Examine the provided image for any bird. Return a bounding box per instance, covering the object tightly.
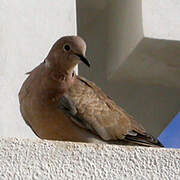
[19,35,163,147]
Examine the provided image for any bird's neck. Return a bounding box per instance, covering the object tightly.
[36,64,76,105]
[44,62,76,92]
[45,58,76,78]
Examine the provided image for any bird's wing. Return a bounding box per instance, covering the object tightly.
[60,75,163,147]
[59,94,98,134]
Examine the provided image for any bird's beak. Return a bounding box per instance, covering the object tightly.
[75,53,90,67]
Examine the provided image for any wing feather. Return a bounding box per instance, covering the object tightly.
[60,75,163,147]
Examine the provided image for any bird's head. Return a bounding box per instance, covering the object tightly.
[45,36,90,72]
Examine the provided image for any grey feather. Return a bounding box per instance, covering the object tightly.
[59,95,98,134]
[59,95,77,116]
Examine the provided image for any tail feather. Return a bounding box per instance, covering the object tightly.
[124,132,164,147]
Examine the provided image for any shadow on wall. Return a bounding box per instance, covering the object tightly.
[76,0,180,140]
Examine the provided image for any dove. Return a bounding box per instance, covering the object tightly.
[19,36,163,147]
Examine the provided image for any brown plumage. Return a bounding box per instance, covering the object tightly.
[19,36,163,147]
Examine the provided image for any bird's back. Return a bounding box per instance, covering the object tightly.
[64,75,163,147]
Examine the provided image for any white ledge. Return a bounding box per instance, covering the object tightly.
[0,138,179,179]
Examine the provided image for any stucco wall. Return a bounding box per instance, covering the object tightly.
[0,138,179,179]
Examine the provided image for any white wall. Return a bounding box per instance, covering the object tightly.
[143,0,180,40]
[0,138,179,179]
[0,0,76,137]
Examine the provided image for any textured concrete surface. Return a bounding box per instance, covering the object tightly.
[0,138,179,180]
[0,0,76,138]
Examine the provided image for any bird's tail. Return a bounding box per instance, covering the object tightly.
[124,132,164,147]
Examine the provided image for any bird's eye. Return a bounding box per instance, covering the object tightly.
[63,44,71,52]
